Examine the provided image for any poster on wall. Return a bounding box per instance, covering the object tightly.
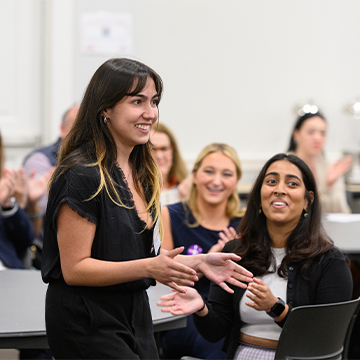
[81,12,133,54]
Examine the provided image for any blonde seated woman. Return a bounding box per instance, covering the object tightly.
[160,143,246,360]
[151,123,189,206]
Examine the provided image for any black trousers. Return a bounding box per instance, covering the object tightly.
[45,281,159,359]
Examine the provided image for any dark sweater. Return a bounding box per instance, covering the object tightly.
[0,207,34,268]
[193,240,353,359]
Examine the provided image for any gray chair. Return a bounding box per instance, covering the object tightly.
[180,298,360,360]
[275,298,360,360]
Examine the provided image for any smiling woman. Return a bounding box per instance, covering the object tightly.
[160,143,245,360]
[40,59,253,360]
[260,160,312,245]
[158,153,353,360]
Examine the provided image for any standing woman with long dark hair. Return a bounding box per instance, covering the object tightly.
[41,58,253,360]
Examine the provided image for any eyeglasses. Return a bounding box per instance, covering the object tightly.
[152,146,172,153]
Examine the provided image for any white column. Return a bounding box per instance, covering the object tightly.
[43,0,75,143]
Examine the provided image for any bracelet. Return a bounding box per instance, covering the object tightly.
[198,298,206,312]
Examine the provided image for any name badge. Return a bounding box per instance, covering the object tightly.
[153,219,161,255]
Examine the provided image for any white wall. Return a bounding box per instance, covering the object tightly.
[2,0,360,182]
[0,0,43,167]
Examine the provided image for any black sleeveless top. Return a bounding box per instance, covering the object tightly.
[41,163,157,292]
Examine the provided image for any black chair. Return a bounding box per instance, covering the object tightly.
[180,298,360,360]
[275,298,360,360]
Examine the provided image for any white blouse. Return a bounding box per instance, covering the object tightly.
[239,247,287,340]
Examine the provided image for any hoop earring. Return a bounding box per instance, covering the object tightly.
[103,116,108,124]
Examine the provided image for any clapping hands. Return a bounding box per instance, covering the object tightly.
[0,168,16,207]
[209,226,238,253]
[326,155,352,188]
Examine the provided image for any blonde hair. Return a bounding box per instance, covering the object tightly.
[187,143,245,226]
[152,123,188,182]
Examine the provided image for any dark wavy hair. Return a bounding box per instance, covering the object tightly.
[234,153,333,279]
[288,112,326,152]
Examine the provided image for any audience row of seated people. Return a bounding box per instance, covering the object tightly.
[0,102,357,360]
[157,152,353,360]
[149,112,356,359]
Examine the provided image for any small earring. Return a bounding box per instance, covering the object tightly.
[259,208,262,214]
[103,116,108,124]
[303,211,308,218]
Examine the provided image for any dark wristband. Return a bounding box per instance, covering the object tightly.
[198,298,206,312]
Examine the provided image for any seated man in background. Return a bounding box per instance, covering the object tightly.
[23,104,79,267]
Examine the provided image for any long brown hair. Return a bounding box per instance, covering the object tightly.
[234,153,333,278]
[53,58,164,236]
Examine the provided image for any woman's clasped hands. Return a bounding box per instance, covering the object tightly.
[245,277,279,312]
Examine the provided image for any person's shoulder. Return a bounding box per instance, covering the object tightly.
[69,163,100,176]
[64,164,101,184]
[323,246,346,260]
[24,139,59,160]
[167,201,186,213]
[23,151,51,170]
[52,164,100,188]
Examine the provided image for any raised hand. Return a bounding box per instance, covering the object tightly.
[177,174,193,200]
[13,167,28,208]
[157,286,204,315]
[151,247,199,292]
[209,226,238,253]
[27,167,55,204]
[326,155,352,188]
[198,252,253,293]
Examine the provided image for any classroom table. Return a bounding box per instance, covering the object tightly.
[0,270,186,349]
[322,213,360,258]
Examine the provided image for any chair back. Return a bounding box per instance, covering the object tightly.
[274,298,360,360]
